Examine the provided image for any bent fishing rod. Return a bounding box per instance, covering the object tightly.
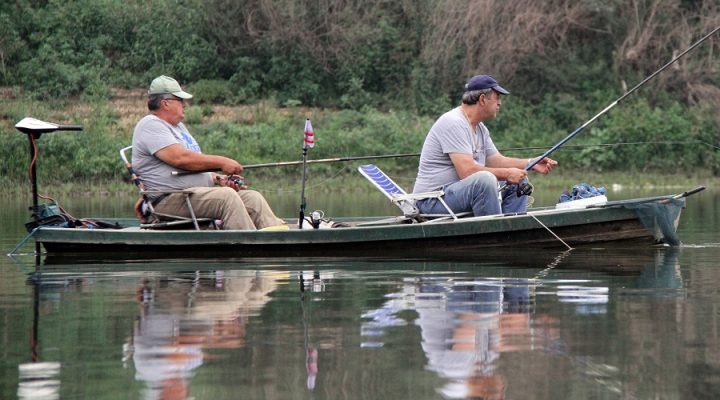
[525,25,720,172]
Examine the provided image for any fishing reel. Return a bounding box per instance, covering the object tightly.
[516,182,534,197]
[227,175,244,186]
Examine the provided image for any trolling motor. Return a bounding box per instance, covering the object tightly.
[15,118,83,238]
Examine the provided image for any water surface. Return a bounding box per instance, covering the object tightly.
[1,188,719,399]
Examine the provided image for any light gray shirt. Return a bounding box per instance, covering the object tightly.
[131,115,212,194]
[413,107,498,193]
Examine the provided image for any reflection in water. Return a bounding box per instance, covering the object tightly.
[361,249,683,399]
[17,362,61,400]
[300,270,328,391]
[126,270,282,400]
[11,247,690,399]
[636,249,683,290]
[362,277,557,399]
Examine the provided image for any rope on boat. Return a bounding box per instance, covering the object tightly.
[7,227,40,256]
[529,214,573,251]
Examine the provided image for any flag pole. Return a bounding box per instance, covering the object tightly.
[298,119,314,229]
[299,147,308,229]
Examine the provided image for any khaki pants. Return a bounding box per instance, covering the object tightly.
[154,187,285,230]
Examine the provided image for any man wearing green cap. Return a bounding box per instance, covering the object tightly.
[131,75,285,230]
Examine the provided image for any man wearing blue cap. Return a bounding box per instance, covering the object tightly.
[412,75,557,217]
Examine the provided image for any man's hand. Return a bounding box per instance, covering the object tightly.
[505,168,528,184]
[220,159,243,175]
[530,157,557,174]
[214,174,247,191]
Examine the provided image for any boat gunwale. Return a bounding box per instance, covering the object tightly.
[32,201,669,244]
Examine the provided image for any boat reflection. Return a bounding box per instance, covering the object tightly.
[16,247,682,399]
[360,248,682,399]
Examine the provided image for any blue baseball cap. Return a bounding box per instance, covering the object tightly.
[464,75,510,95]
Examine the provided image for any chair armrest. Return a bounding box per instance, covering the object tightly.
[140,189,195,195]
[390,191,444,202]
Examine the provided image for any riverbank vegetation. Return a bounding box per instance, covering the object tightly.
[1,0,718,194]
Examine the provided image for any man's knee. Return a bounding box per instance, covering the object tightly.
[467,171,498,190]
[210,187,247,209]
[237,190,269,210]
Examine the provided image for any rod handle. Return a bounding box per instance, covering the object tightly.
[673,186,706,199]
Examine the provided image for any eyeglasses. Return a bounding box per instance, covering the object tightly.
[163,98,184,103]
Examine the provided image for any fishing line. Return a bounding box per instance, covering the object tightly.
[525,25,720,171]
[501,140,720,153]
[252,164,356,193]
[529,214,573,251]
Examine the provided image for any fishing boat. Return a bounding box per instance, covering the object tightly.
[16,191,694,260]
[10,118,702,261]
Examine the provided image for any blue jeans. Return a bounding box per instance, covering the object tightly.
[416,171,528,217]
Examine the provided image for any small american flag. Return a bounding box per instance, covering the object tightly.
[304,118,315,149]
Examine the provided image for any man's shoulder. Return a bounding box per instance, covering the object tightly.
[134,115,177,141]
[438,107,464,122]
[135,114,164,129]
[431,108,464,129]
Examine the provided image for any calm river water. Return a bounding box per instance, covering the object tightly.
[1,187,719,399]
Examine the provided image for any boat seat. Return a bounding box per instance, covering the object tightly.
[121,146,218,230]
[357,164,469,223]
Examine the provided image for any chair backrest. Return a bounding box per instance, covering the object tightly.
[358,164,418,217]
[119,145,216,230]
[120,145,155,221]
[120,145,147,192]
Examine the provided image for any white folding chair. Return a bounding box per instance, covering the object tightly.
[120,146,218,230]
[357,164,467,222]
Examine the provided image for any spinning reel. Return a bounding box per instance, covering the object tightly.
[227,175,244,186]
[516,182,534,197]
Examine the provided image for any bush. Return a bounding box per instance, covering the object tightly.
[187,80,234,104]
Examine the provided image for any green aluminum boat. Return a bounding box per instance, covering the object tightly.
[18,193,693,260]
[10,117,701,261]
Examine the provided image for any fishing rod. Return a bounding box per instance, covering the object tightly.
[243,153,420,170]
[170,153,419,175]
[525,25,720,172]
[170,139,715,176]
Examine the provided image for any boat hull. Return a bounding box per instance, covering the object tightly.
[32,196,686,260]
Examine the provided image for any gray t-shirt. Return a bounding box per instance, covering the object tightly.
[131,115,212,194]
[413,107,498,193]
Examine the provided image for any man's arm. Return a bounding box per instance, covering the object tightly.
[449,153,527,184]
[486,153,530,169]
[487,153,557,175]
[155,143,243,175]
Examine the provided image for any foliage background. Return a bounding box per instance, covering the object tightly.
[0,0,719,190]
